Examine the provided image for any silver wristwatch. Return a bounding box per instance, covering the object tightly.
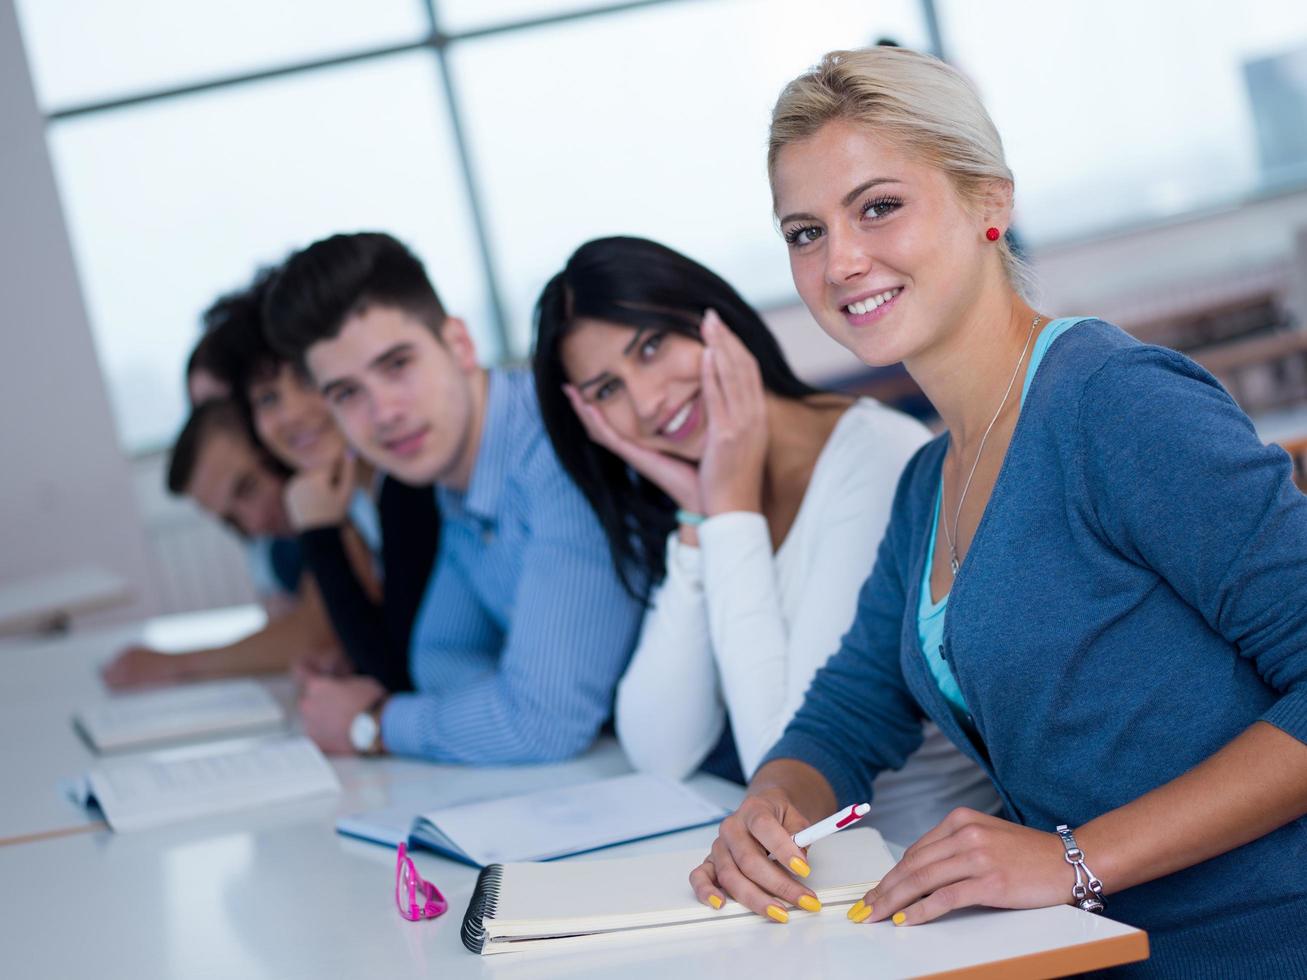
[349,705,384,755]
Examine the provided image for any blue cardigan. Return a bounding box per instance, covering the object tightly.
[765,320,1307,977]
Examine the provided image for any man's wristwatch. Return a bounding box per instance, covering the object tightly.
[349,702,386,755]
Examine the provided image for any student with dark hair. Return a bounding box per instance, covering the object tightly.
[263,231,643,762]
[102,399,340,688]
[534,236,996,842]
[220,268,440,694]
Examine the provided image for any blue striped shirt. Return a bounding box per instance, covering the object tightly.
[380,368,644,764]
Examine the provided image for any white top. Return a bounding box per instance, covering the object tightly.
[616,399,1001,845]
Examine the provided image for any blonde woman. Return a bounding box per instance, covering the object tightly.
[692,48,1307,976]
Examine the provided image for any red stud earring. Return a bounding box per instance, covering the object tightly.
[985,227,1002,242]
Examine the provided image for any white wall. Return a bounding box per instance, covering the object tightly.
[0,0,157,622]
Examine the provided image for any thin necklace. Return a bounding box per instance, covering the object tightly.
[942,313,1041,576]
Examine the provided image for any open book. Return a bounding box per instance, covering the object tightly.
[74,679,284,752]
[462,826,895,955]
[67,734,340,832]
[337,772,729,866]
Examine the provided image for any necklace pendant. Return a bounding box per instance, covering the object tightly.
[949,553,960,576]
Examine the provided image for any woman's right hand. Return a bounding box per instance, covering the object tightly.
[689,787,821,922]
[563,383,703,513]
[101,644,185,689]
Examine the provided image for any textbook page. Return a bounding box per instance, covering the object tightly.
[80,735,339,832]
[74,679,284,752]
[414,772,729,865]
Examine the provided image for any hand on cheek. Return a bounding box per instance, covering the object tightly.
[285,452,357,531]
[563,383,703,513]
[697,310,769,516]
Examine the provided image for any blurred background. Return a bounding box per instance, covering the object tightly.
[4,0,1307,626]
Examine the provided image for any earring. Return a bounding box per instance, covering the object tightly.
[985,227,1002,242]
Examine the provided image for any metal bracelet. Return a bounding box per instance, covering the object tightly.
[1055,824,1106,914]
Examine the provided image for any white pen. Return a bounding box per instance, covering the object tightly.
[792,802,871,849]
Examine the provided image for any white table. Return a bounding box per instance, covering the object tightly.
[0,616,1147,979]
[0,565,132,636]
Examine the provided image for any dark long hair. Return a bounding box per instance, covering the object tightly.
[533,236,820,600]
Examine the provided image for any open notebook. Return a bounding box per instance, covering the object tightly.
[461,826,895,955]
[66,734,340,832]
[73,679,284,752]
[337,772,729,866]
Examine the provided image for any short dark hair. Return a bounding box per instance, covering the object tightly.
[263,232,447,368]
[533,236,821,599]
[204,266,283,399]
[166,398,288,497]
[185,324,240,402]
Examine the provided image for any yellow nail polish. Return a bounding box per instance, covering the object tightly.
[788,856,811,878]
[765,905,789,924]
[708,895,723,910]
[798,895,822,913]
[847,900,866,920]
[892,912,907,926]
[849,903,873,923]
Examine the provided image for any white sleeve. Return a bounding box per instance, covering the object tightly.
[702,404,931,778]
[614,533,726,780]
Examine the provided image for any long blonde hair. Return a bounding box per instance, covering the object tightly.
[768,47,1033,297]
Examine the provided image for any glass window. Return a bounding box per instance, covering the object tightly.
[13,0,428,111]
[436,0,643,35]
[48,52,490,453]
[449,0,927,353]
[937,0,1307,244]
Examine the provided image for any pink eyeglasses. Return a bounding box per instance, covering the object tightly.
[395,842,448,922]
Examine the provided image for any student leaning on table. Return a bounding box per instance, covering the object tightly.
[690,47,1307,977]
[263,231,645,764]
[533,235,999,845]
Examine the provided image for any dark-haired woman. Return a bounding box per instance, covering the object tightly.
[534,236,999,844]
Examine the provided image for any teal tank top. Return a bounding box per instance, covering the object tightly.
[917,317,1092,727]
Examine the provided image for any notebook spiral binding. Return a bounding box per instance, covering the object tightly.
[461,863,504,953]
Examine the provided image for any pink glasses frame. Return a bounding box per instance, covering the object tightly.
[395,842,448,922]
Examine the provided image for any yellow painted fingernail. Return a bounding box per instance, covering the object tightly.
[798,895,822,913]
[788,856,811,878]
[847,900,865,920]
[892,912,907,926]
[849,903,873,923]
[765,905,789,924]
[708,895,723,910]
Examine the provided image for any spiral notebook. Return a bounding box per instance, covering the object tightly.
[460,826,896,955]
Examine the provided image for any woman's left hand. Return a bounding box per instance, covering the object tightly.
[697,309,769,516]
[859,808,1073,926]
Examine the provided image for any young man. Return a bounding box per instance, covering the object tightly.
[101,398,342,688]
[263,232,645,764]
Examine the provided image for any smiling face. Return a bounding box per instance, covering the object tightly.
[772,119,1007,369]
[187,430,290,538]
[246,362,348,472]
[559,319,707,462]
[305,305,482,488]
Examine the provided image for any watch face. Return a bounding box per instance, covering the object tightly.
[350,711,379,753]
